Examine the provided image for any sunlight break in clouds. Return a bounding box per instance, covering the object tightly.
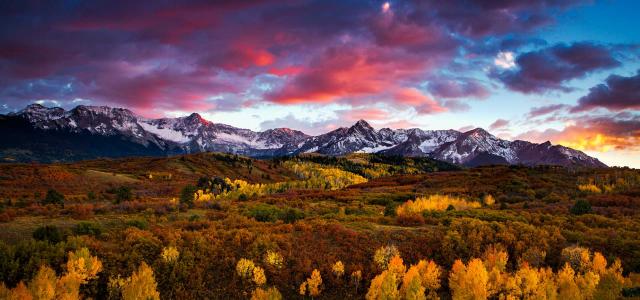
[494,51,516,69]
[382,2,391,13]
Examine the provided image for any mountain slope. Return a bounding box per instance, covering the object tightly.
[0,104,607,168]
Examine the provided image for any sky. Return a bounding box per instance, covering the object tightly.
[0,0,639,167]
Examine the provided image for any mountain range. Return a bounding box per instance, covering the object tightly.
[0,104,607,167]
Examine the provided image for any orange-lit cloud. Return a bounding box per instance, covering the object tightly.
[557,133,630,152]
[518,116,640,152]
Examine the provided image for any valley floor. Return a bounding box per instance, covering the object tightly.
[0,153,639,299]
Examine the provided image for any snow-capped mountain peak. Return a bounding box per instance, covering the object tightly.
[2,104,608,168]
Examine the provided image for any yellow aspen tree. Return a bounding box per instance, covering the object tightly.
[366,270,399,300]
[466,259,489,300]
[515,263,537,299]
[448,260,467,300]
[161,246,179,264]
[415,260,441,299]
[374,245,400,270]
[9,282,32,300]
[501,273,521,300]
[449,258,489,300]
[365,272,384,300]
[591,252,607,275]
[576,271,600,299]
[561,246,591,273]
[0,283,10,299]
[121,262,160,300]
[387,255,406,279]
[482,194,495,206]
[251,287,283,300]
[593,259,625,300]
[28,265,56,300]
[332,261,345,278]
[419,260,441,291]
[557,263,581,300]
[537,267,558,300]
[482,246,508,272]
[66,247,102,283]
[55,274,81,300]
[306,269,322,297]
[264,251,284,269]
[253,267,267,286]
[401,266,426,300]
[236,258,256,280]
[482,246,508,297]
[380,271,400,300]
[299,281,307,296]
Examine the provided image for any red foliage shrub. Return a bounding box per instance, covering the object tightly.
[0,208,16,222]
[396,213,425,226]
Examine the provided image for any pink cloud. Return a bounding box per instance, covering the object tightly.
[489,119,510,130]
[337,108,391,122]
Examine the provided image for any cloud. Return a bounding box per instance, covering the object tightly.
[572,70,640,112]
[427,77,490,99]
[265,44,451,114]
[517,114,640,152]
[424,0,587,38]
[527,104,569,118]
[335,108,391,122]
[458,125,475,132]
[0,0,591,115]
[489,119,510,130]
[494,42,620,93]
[259,114,340,136]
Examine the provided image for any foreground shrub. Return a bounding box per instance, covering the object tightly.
[570,199,592,215]
[73,222,102,237]
[33,225,64,244]
[42,189,64,207]
[245,204,305,223]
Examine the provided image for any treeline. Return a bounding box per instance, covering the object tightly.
[192,161,368,202]
[365,245,629,300]
[578,170,640,194]
[0,241,637,299]
[272,154,459,179]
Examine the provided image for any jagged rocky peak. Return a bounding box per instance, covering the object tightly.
[261,127,308,138]
[15,103,65,120]
[464,127,492,137]
[352,119,374,130]
[185,112,209,125]
[347,119,379,140]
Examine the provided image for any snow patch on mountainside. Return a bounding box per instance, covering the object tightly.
[357,144,394,153]
[138,122,190,143]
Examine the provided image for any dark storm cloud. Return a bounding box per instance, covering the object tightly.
[494,42,621,94]
[572,70,640,112]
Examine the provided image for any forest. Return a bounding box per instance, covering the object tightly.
[0,152,639,299]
